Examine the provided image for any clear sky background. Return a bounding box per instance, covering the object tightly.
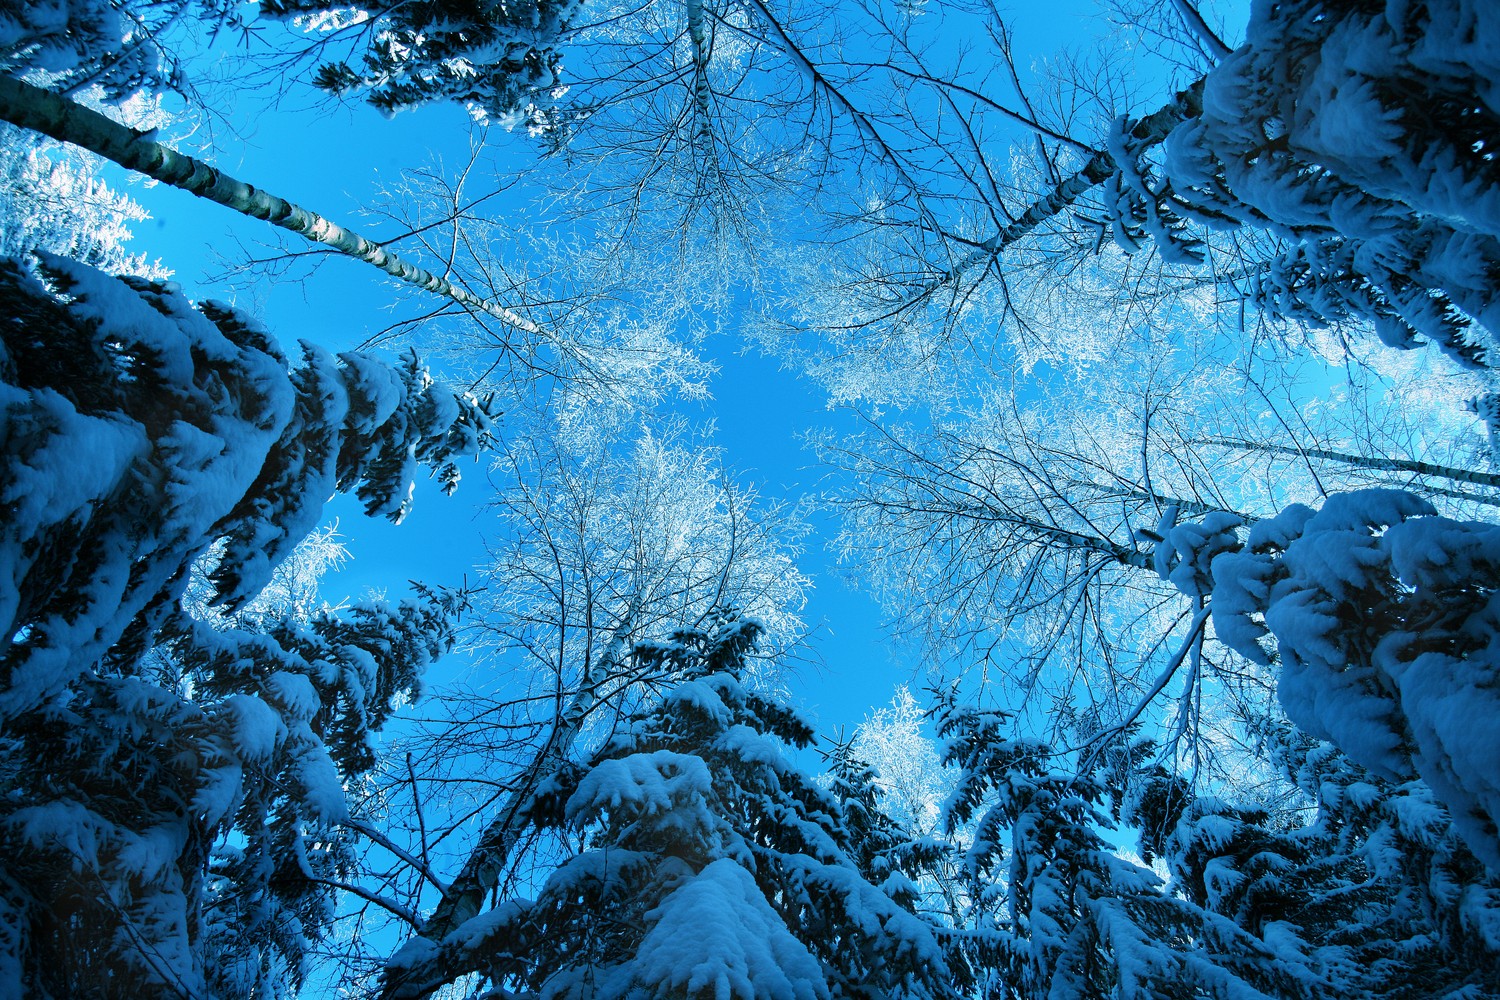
[110,0,1151,736]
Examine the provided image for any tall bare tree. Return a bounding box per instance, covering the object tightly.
[326,424,811,997]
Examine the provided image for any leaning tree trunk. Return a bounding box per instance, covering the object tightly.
[0,75,547,338]
[1196,437,1500,492]
[895,78,1205,311]
[381,614,637,1000]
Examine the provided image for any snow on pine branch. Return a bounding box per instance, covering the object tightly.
[1153,488,1500,871]
[0,251,496,996]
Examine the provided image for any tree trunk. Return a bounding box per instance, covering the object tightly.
[684,0,714,133]
[0,75,546,339]
[382,615,636,1000]
[1194,437,1500,491]
[897,78,1205,311]
[950,502,1156,571]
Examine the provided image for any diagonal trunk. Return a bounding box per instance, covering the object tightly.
[1195,437,1500,493]
[0,75,547,339]
[381,614,636,999]
[947,501,1156,571]
[893,79,1205,314]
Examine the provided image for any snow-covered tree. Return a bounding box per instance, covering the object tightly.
[1161,718,1500,999]
[359,422,811,986]
[0,252,497,995]
[823,735,931,917]
[831,339,1500,872]
[0,0,201,97]
[384,615,955,999]
[0,585,463,999]
[264,0,581,125]
[1155,489,1500,871]
[0,252,497,683]
[764,0,1499,426]
[935,692,1315,1000]
[1,0,577,125]
[840,689,977,937]
[0,123,168,279]
[850,687,950,840]
[818,365,1260,770]
[1121,0,1500,368]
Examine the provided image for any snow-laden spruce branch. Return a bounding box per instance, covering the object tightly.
[0,74,550,340]
[1149,489,1500,871]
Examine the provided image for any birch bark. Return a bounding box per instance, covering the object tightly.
[1195,437,1500,491]
[894,79,1205,312]
[0,75,547,339]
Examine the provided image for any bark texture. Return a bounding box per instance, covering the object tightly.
[0,75,544,337]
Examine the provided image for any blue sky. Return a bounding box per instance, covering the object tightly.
[110,0,1149,735]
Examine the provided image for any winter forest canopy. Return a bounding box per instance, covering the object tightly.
[2,0,1500,996]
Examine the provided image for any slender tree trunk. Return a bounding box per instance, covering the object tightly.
[684,0,714,132]
[896,79,1205,312]
[1069,482,1250,524]
[1195,436,1500,491]
[950,502,1156,571]
[382,615,636,1000]
[0,75,546,338]
[1171,0,1233,60]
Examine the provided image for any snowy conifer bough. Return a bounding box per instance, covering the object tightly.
[1153,488,1500,872]
[264,0,582,126]
[0,253,498,996]
[0,0,577,125]
[383,615,955,1000]
[929,690,1500,999]
[1160,720,1500,999]
[1106,0,1500,369]
[935,693,1317,1000]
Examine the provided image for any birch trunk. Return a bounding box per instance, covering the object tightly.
[382,616,636,999]
[1195,437,1500,491]
[684,0,714,135]
[952,502,1155,571]
[0,75,545,338]
[898,79,1205,311]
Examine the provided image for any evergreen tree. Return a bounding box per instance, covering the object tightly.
[1162,718,1500,999]
[1,0,578,125]
[1106,0,1500,367]
[0,0,190,97]
[1155,489,1500,870]
[935,691,1312,1000]
[0,252,497,995]
[263,0,581,125]
[0,122,169,280]
[823,737,928,917]
[383,614,956,1000]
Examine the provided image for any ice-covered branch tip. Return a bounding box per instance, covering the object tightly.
[0,75,553,341]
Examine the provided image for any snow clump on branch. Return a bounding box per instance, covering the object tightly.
[1153,488,1500,871]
